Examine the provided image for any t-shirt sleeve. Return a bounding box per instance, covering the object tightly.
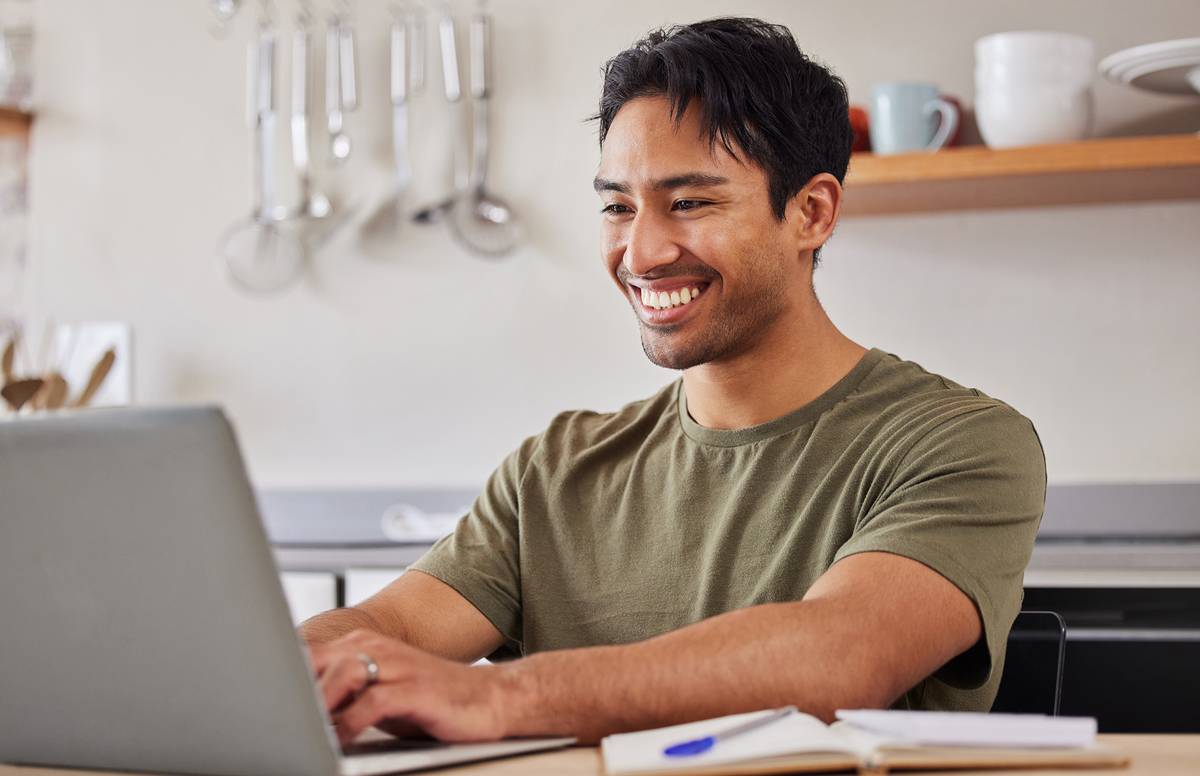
[832,403,1046,692]
[408,435,538,649]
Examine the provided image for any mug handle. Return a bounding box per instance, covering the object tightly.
[924,98,959,151]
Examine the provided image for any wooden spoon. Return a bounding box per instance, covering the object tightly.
[1,338,14,383]
[43,373,69,410]
[2,378,44,411]
[74,348,116,408]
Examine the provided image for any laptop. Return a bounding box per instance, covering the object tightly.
[0,406,573,776]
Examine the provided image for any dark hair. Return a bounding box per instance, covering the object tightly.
[596,17,853,261]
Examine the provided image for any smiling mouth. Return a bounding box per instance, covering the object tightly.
[638,285,706,310]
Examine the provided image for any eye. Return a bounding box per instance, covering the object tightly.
[601,202,632,215]
[673,199,708,212]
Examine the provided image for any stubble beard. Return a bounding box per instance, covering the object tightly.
[635,251,791,371]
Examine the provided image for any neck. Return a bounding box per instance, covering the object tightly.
[681,293,867,430]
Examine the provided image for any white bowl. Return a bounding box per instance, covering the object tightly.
[976,31,1095,68]
[976,62,1094,90]
[976,85,1093,148]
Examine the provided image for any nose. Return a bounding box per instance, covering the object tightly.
[621,211,682,277]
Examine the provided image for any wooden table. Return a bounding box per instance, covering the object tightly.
[1,735,1196,776]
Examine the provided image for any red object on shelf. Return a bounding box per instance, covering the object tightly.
[943,96,964,147]
[849,105,870,153]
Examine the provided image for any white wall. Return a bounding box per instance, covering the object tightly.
[22,0,1200,488]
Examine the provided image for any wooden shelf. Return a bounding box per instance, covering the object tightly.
[0,106,31,137]
[841,134,1200,216]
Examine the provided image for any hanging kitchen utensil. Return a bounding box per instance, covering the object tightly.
[218,19,306,295]
[450,9,521,257]
[209,0,242,24]
[206,0,243,39]
[409,5,425,95]
[361,7,419,247]
[412,9,465,224]
[339,19,357,111]
[291,13,331,219]
[326,13,357,166]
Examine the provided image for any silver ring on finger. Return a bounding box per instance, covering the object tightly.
[356,653,379,686]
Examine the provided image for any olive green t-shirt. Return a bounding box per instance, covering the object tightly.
[411,349,1046,711]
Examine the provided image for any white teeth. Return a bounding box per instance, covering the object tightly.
[640,285,705,311]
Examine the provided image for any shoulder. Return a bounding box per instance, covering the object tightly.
[847,351,1038,441]
[826,352,1045,489]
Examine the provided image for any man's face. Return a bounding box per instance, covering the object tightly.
[595,96,805,371]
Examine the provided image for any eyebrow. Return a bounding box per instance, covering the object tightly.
[592,172,730,194]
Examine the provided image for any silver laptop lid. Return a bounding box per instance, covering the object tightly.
[0,406,340,776]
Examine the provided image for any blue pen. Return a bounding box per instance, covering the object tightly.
[663,706,798,757]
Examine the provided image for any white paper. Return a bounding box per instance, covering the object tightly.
[601,709,871,775]
[835,709,1097,749]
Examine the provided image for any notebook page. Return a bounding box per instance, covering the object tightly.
[602,709,870,774]
[835,710,1098,748]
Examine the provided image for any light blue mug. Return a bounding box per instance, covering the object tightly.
[868,83,959,155]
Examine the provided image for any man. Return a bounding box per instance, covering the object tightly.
[303,18,1045,746]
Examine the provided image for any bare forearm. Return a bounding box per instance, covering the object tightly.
[496,599,902,743]
[312,554,980,745]
[300,606,385,645]
[496,554,979,744]
[299,571,505,660]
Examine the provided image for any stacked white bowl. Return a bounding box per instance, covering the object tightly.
[975,32,1096,148]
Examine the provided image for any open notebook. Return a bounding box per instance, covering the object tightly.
[601,709,1130,776]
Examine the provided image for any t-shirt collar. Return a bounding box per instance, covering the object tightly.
[677,348,887,448]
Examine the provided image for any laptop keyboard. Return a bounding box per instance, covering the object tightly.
[342,738,455,756]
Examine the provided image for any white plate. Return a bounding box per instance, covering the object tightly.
[1099,37,1200,95]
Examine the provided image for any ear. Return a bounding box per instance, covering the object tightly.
[788,173,842,252]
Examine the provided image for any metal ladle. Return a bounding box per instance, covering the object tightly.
[412,10,466,224]
[449,9,520,256]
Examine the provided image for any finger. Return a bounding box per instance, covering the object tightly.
[309,643,334,676]
[336,685,424,745]
[375,718,432,741]
[310,631,384,676]
[320,653,374,713]
[331,628,379,649]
